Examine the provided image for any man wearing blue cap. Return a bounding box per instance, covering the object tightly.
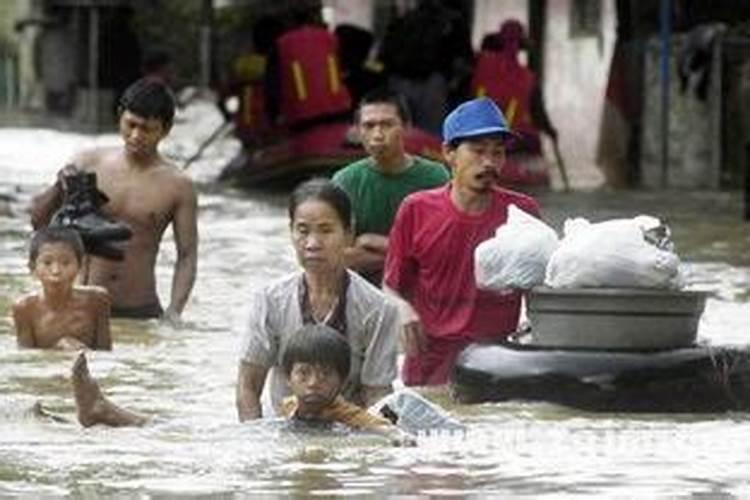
[383,97,541,386]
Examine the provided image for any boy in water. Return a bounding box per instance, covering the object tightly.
[71,324,415,445]
[12,227,112,350]
[278,324,415,445]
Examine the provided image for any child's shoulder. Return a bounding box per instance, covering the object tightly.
[12,293,41,313]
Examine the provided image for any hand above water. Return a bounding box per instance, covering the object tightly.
[56,164,81,190]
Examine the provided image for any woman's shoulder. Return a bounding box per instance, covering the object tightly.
[346,271,398,313]
[261,271,303,296]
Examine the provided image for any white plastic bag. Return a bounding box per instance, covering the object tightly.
[544,215,683,289]
[475,204,559,292]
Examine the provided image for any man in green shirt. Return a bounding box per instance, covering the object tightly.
[333,88,450,284]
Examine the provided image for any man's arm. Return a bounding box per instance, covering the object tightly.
[383,284,425,356]
[30,163,82,229]
[30,181,64,229]
[165,179,198,321]
[344,234,388,273]
[236,361,269,421]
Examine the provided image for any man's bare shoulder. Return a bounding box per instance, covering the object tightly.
[159,161,196,201]
[72,146,121,169]
[154,158,195,191]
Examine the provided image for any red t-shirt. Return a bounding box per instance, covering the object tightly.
[384,184,541,342]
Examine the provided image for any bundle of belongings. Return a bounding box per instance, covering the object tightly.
[49,170,132,261]
[474,204,682,291]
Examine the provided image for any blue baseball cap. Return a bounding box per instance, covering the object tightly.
[442,97,514,144]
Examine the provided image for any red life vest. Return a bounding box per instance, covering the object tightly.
[277,25,351,126]
[471,49,540,153]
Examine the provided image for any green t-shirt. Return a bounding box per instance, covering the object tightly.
[332,155,450,236]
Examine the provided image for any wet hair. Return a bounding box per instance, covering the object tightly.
[118,77,176,128]
[281,324,351,380]
[356,87,411,125]
[288,178,353,232]
[28,227,85,268]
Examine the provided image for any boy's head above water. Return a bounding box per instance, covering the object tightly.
[281,324,351,413]
[29,227,85,271]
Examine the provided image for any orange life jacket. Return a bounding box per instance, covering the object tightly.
[277,25,351,125]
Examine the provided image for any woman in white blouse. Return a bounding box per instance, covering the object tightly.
[236,178,399,421]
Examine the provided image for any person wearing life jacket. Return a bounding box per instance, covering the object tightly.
[274,6,351,128]
[471,19,557,154]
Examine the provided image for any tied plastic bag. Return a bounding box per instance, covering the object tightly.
[474,204,559,292]
[545,215,683,289]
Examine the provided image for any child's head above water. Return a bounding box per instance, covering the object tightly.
[29,227,85,270]
[281,324,351,380]
[281,325,351,409]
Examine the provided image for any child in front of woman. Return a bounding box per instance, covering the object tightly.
[279,324,415,446]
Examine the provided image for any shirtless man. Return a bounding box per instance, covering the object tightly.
[13,227,111,350]
[30,78,198,321]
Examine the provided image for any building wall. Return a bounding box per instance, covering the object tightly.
[472,0,527,50]
[323,0,373,30]
[543,0,616,189]
[10,0,45,110]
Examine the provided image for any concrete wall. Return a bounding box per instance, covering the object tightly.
[472,0,527,50]
[323,0,373,30]
[7,0,44,110]
[640,35,719,189]
[542,0,616,189]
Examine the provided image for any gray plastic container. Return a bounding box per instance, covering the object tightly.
[527,287,708,349]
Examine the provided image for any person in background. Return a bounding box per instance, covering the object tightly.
[29,78,198,322]
[334,24,384,105]
[380,0,472,135]
[236,178,398,421]
[13,227,111,350]
[473,19,558,156]
[383,97,541,386]
[332,88,449,285]
[268,3,351,128]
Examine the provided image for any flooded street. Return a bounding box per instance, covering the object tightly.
[1,102,750,498]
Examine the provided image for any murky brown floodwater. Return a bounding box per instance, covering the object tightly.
[1,101,749,498]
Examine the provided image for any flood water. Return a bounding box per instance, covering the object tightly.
[1,101,750,498]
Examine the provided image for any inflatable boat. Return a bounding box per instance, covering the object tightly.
[451,340,750,413]
[219,120,551,188]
